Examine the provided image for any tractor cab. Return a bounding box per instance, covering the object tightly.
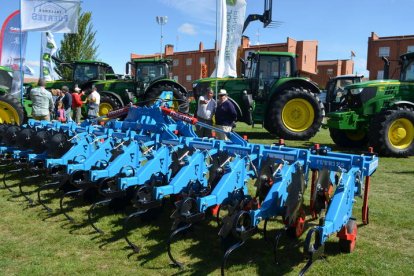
[244,52,296,100]
[127,58,171,95]
[324,75,363,113]
[71,61,114,85]
[0,66,13,94]
[400,52,414,81]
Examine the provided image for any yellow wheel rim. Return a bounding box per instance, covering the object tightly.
[99,103,113,116]
[0,101,20,124]
[388,118,414,149]
[346,130,366,141]
[282,99,315,132]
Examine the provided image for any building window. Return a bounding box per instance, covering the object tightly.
[186,75,192,82]
[327,68,333,75]
[173,59,179,67]
[186,58,192,66]
[173,76,179,82]
[199,57,206,64]
[407,46,414,53]
[379,47,390,57]
[377,70,384,80]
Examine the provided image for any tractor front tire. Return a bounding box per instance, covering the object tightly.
[368,107,414,157]
[99,95,123,117]
[0,94,25,125]
[266,88,323,140]
[329,128,368,148]
[143,84,188,113]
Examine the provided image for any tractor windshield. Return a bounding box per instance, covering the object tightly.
[258,55,292,85]
[401,58,414,81]
[73,64,109,84]
[0,69,13,90]
[135,63,168,84]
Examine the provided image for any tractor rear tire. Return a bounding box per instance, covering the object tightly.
[368,107,414,157]
[266,88,323,140]
[0,94,25,125]
[329,128,368,148]
[143,84,188,113]
[99,95,123,117]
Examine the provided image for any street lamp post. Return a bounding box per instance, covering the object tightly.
[156,16,168,59]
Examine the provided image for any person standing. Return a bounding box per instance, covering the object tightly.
[30,78,54,121]
[214,89,237,140]
[86,85,101,119]
[196,87,216,137]
[71,87,84,124]
[61,86,73,122]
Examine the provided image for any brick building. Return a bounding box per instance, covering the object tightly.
[312,59,354,89]
[131,36,319,91]
[367,32,414,80]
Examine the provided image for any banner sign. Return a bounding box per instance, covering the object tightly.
[21,0,80,33]
[212,0,246,78]
[0,10,28,96]
[41,32,57,81]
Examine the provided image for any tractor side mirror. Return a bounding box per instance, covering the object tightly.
[125,62,133,75]
[240,58,246,77]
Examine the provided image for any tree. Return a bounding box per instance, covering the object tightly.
[55,10,99,79]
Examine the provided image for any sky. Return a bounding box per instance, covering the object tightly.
[1,0,414,78]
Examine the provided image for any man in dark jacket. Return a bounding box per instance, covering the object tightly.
[61,86,73,122]
[215,89,237,140]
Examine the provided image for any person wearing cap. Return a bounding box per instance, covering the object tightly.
[71,86,84,124]
[215,89,237,140]
[196,87,216,137]
[61,86,73,122]
[30,78,54,121]
[85,85,101,119]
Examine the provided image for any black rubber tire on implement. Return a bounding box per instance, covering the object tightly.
[143,84,188,113]
[0,94,25,125]
[368,107,414,157]
[99,95,123,117]
[265,88,323,140]
[329,128,368,148]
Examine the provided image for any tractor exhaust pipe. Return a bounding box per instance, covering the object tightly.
[382,56,390,79]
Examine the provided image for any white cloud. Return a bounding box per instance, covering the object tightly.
[158,0,216,26]
[25,60,40,67]
[178,23,197,35]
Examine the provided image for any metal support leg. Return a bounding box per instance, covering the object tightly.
[88,198,112,234]
[167,223,193,268]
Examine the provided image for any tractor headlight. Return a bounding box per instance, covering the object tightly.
[349,88,363,95]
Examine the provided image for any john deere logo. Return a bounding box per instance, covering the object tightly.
[227,0,237,6]
[32,1,68,23]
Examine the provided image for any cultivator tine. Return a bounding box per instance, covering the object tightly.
[37,181,61,213]
[88,198,112,234]
[18,174,40,205]
[167,222,192,268]
[123,209,147,253]
[221,240,245,276]
[60,189,83,222]
[3,168,23,193]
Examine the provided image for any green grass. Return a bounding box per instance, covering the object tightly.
[0,126,413,275]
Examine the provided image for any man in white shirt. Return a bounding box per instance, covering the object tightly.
[196,87,216,137]
[86,85,101,119]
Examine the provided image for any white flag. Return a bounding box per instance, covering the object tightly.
[212,0,247,78]
[41,32,57,81]
[21,0,80,33]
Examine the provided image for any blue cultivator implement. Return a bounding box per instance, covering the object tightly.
[0,91,378,275]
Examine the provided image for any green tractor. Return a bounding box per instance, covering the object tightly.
[326,52,414,156]
[0,66,25,124]
[23,57,187,119]
[192,51,324,140]
[323,74,364,113]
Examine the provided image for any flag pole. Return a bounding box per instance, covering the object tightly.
[215,0,219,102]
[19,1,24,104]
[40,32,44,79]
